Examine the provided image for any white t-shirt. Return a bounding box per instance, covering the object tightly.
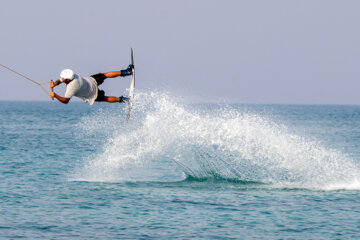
[64,74,98,105]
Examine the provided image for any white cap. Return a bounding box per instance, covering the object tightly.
[60,69,75,82]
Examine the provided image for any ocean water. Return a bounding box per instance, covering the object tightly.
[1,92,360,239]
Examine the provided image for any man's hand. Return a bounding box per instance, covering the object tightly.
[50,80,55,100]
[50,79,61,88]
[51,91,70,104]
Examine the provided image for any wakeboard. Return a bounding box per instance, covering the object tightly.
[126,48,135,122]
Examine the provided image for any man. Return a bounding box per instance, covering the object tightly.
[50,65,133,105]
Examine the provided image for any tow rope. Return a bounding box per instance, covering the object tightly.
[0,63,54,99]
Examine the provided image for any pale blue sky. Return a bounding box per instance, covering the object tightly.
[1,0,359,104]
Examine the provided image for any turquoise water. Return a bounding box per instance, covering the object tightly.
[1,92,360,239]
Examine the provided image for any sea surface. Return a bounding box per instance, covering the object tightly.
[1,92,360,239]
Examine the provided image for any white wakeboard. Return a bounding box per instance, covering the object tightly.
[126,48,135,122]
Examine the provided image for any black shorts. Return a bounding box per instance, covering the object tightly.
[91,73,107,102]
[91,73,106,86]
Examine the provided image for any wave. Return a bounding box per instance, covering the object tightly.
[72,91,360,190]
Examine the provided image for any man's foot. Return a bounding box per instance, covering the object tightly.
[120,96,129,103]
[120,65,134,77]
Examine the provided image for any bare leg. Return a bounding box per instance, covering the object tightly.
[104,71,121,78]
[101,96,126,103]
[96,69,132,103]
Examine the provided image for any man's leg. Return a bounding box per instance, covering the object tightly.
[103,65,133,79]
[96,90,126,103]
[104,71,121,78]
[102,96,128,103]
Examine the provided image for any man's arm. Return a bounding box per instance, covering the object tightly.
[51,91,70,104]
[50,80,70,104]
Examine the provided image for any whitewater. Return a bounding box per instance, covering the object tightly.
[73,91,360,190]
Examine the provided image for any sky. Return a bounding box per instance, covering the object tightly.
[0,0,359,104]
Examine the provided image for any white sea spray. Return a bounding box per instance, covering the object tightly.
[73,91,360,190]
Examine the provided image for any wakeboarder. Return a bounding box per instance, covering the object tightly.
[50,65,133,105]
